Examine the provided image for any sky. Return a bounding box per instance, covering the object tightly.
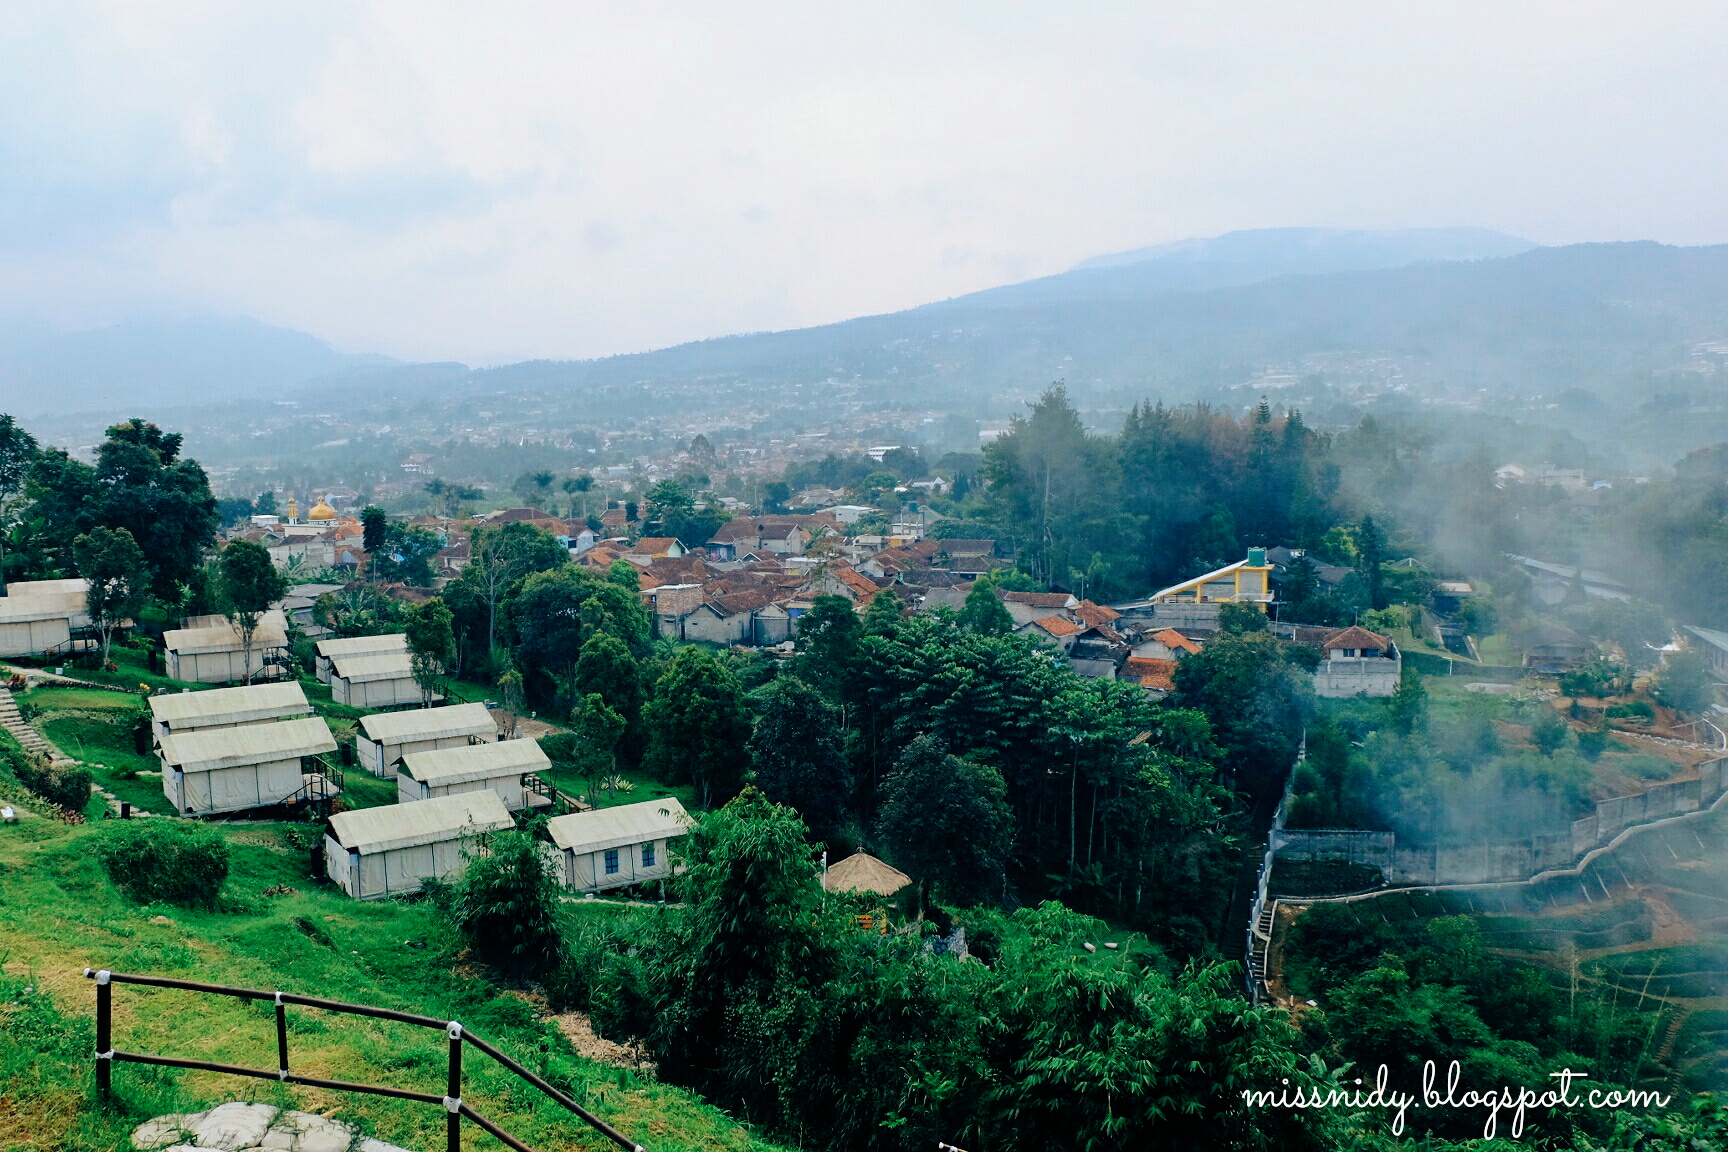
[1,1,1725,365]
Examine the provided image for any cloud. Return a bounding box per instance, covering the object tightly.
[0,1,1723,364]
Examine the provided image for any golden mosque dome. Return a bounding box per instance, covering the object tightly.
[308,499,337,521]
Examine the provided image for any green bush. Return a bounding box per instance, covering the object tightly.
[1606,699,1656,722]
[448,827,563,976]
[96,819,230,908]
[6,745,92,811]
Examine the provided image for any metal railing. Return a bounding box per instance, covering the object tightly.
[82,968,643,1152]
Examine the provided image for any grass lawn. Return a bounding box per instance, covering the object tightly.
[544,762,699,816]
[0,815,788,1152]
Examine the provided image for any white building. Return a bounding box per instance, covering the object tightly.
[356,702,497,778]
[328,651,433,709]
[1311,626,1403,698]
[396,739,553,812]
[323,791,514,900]
[149,682,313,744]
[164,611,290,684]
[544,797,689,893]
[0,580,94,659]
[314,632,408,683]
[158,716,339,815]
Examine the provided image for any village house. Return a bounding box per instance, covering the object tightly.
[1123,657,1178,697]
[1311,625,1403,698]
[545,796,689,893]
[355,701,497,777]
[396,738,553,811]
[1684,626,1728,684]
[1132,627,1203,661]
[158,715,339,816]
[623,537,688,564]
[314,632,408,683]
[1515,619,1596,675]
[148,681,313,744]
[1508,555,1634,605]
[164,611,291,684]
[998,590,1077,629]
[324,791,515,900]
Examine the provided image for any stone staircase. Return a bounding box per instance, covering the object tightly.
[0,685,54,759]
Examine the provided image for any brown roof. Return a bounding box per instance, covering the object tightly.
[935,538,997,556]
[1073,600,1121,627]
[1033,616,1083,637]
[1125,657,1177,691]
[1322,625,1392,651]
[1000,590,1073,608]
[631,537,684,557]
[1150,627,1202,656]
[710,589,773,616]
[822,852,911,896]
[835,566,881,598]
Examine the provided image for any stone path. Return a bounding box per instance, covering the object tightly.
[132,1102,412,1152]
[0,685,54,758]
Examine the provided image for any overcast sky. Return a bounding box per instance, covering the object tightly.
[1,2,1724,365]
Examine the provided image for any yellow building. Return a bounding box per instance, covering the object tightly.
[1148,548,1274,610]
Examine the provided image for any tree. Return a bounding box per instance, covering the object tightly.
[875,734,1012,908]
[373,523,443,585]
[645,478,695,530]
[958,579,1014,636]
[1217,601,1269,634]
[404,598,457,706]
[447,826,563,976]
[569,693,627,796]
[424,479,482,520]
[791,595,861,699]
[504,565,650,709]
[359,505,388,574]
[643,646,753,806]
[217,540,288,684]
[72,527,147,667]
[0,414,38,594]
[1357,514,1388,611]
[574,631,643,727]
[861,587,904,637]
[762,480,791,513]
[1653,648,1713,715]
[460,521,569,658]
[513,469,555,509]
[748,677,852,841]
[1171,629,1315,791]
[1387,664,1428,734]
[563,474,595,521]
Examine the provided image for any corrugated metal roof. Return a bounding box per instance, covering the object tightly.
[360,702,495,744]
[328,791,514,854]
[330,651,415,683]
[150,682,311,727]
[158,716,337,773]
[401,738,550,786]
[546,796,690,854]
[315,632,409,659]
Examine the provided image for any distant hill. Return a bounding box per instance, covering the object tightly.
[0,316,399,416]
[474,239,1728,407]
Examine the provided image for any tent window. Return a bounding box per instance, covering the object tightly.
[641,843,655,868]
[604,849,619,875]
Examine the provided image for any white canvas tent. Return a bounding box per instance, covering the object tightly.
[158,715,338,815]
[545,797,689,892]
[324,791,513,900]
[314,632,409,683]
[329,651,431,709]
[0,582,93,659]
[357,702,496,778]
[163,610,289,684]
[148,681,313,743]
[397,738,552,811]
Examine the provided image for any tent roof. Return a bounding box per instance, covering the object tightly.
[329,651,415,683]
[546,797,690,854]
[327,790,513,854]
[401,738,550,786]
[3,578,89,597]
[822,852,911,896]
[150,682,311,728]
[158,716,336,773]
[360,702,495,744]
[0,590,89,624]
[164,612,288,655]
[315,632,409,659]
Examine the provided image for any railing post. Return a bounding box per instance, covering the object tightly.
[446,1021,463,1152]
[92,968,112,1098]
[275,992,289,1082]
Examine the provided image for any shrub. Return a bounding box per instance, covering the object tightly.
[449,827,563,976]
[1606,699,1655,722]
[96,819,230,908]
[6,745,92,812]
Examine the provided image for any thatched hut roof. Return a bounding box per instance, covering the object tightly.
[822,852,911,896]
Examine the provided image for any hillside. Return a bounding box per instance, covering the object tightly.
[469,241,1728,411]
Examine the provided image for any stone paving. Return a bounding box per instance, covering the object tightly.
[131,1102,413,1152]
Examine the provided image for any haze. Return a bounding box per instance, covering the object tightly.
[2,2,1724,365]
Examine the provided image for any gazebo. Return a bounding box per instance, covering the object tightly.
[821,852,912,896]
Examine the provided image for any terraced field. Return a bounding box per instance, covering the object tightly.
[1274,806,1728,1092]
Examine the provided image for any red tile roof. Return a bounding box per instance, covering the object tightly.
[1033,616,1083,637]
[1000,590,1073,608]
[1151,627,1202,656]
[1073,600,1121,628]
[1322,625,1392,652]
[1125,657,1177,690]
